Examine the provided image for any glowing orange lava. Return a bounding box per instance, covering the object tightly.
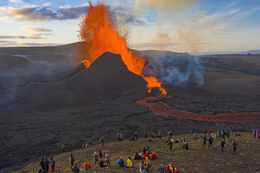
[76,1,166,97]
[76,2,260,123]
[136,99,260,123]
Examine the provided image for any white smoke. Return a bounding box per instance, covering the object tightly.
[140,50,204,86]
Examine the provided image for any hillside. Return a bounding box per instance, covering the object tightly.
[14,132,260,173]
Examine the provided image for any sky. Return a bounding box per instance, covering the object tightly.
[0,0,260,53]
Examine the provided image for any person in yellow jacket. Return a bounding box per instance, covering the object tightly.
[126,157,133,168]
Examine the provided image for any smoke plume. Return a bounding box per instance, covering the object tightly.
[141,51,204,86]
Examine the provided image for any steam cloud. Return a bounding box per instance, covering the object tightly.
[142,51,204,86]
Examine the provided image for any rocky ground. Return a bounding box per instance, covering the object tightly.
[13,132,260,173]
[1,44,260,172]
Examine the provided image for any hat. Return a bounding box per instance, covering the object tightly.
[129,157,131,159]
[120,156,123,159]
[94,152,97,154]
[99,149,101,151]
[106,151,109,153]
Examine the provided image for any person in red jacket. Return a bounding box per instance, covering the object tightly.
[151,152,157,159]
[144,151,149,159]
[208,130,211,136]
[170,164,175,171]
[165,165,173,173]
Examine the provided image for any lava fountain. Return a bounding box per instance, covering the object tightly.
[76,2,260,123]
[76,1,166,97]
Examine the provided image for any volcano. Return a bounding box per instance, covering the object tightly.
[16,52,147,111]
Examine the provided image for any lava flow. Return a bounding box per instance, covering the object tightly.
[76,2,260,123]
[76,1,166,97]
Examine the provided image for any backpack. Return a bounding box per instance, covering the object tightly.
[166,170,171,173]
[146,161,151,168]
[50,160,55,166]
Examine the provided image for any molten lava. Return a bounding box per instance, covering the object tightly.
[76,1,260,123]
[76,1,166,97]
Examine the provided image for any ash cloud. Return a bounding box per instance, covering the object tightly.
[141,51,204,86]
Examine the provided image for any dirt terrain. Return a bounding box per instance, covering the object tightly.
[0,43,260,172]
[14,132,260,173]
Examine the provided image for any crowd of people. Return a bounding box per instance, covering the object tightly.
[37,128,260,173]
[38,158,55,173]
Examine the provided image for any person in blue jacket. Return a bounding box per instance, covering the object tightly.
[117,156,125,167]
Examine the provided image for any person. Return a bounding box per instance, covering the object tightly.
[105,151,110,167]
[218,131,221,140]
[69,154,75,170]
[126,157,133,168]
[84,161,90,170]
[100,137,105,147]
[227,130,230,140]
[208,136,213,149]
[117,133,120,142]
[158,130,162,139]
[98,149,102,158]
[144,151,150,159]
[93,152,98,164]
[140,161,145,173]
[130,135,135,141]
[143,147,146,155]
[175,168,180,173]
[151,152,157,159]
[221,139,225,152]
[222,130,225,139]
[72,163,80,173]
[193,133,198,140]
[40,158,45,172]
[149,133,154,141]
[147,146,150,154]
[168,140,173,155]
[170,164,175,172]
[169,131,173,137]
[82,143,85,149]
[117,156,125,167]
[144,157,151,173]
[61,144,65,152]
[144,131,148,138]
[208,130,211,136]
[182,142,188,150]
[135,132,138,140]
[99,158,106,167]
[203,130,206,135]
[202,135,207,149]
[165,164,173,173]
[159,164,164,173]
[232,140,238,152]
[45,158,49,173]
[119,134,123,141]
[134,152,142,160]
[182,138,186,143]
[253,129,256,138]
[85,143,89,148]
[38,169,44,173]
[257,129,260,140]
[50,158,55,173]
